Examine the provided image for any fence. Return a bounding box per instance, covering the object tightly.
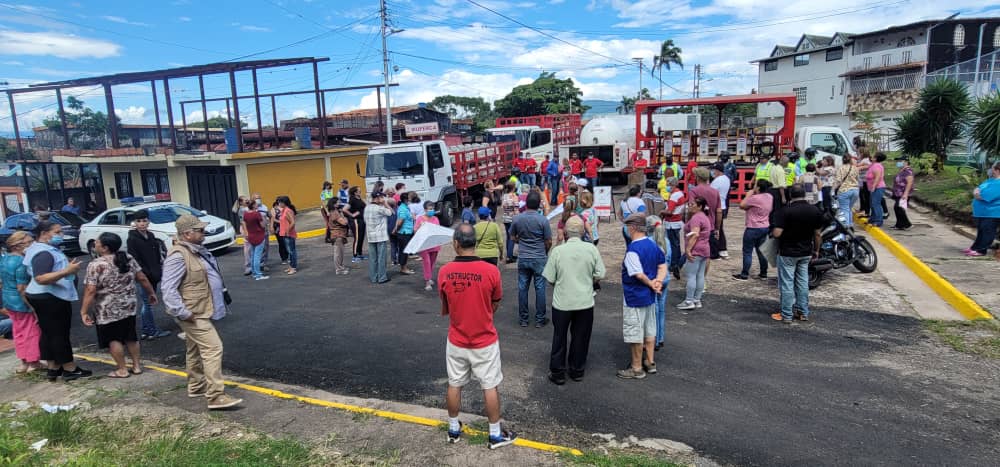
[849,72,923,95]
[925,49,1000,97]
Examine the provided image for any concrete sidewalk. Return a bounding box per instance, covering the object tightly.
[877,202,1000,317]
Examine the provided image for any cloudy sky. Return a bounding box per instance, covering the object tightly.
[1,0,998,133]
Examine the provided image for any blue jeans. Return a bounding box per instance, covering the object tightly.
[517,257,547,324]
[368,241,389,283]
[523,173,535,187]
[666,228,683,271]
[655,277,669,345]
[548,176,560,205]
[0,318,10,338]
[741,227,770,277]
[683,256,707,302]
[250,242,265,278]
[504,223,515,259]
[587,177,598,190]
[136,283,162,335]
[971,217,1000,254]
[777,255,811,320]
[284,237,298,268]
[837,188,859,227]
[869,187,885,226]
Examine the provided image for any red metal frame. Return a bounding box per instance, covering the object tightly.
[450,141,520,193]
[494,114,581,130]
[634,94,797,160]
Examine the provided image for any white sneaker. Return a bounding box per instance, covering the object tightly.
[719,251,729,258]
[177,332,187,341]
[694,300,703,309]
[424,280,434,291]
[677,301,696,310]
[254,275,270,281]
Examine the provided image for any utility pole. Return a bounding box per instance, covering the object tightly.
[693,64,702,114]
[380,0,392,145]
[632,57,644,101]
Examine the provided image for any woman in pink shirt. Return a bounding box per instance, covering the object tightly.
[865,152,888,227]
[678,196,712,310]
[414,201,441,291]
[733,179,774,280]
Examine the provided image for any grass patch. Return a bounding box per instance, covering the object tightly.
[883,165,984,221]
[925,320,1000,359]
[1,407,335,466]
[561,450,684,467]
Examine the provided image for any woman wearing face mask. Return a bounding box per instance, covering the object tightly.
[890,156,914,230]
[967,161,1000,258]
[414,201,442,290]
[24,220,91,382]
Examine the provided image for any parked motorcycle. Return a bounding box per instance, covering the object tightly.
[808,200,878,289]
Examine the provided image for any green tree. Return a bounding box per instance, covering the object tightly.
[493,72,589,118]
[0,136,35,160]
[42,96,121,149]
[852,111,880,149]
[200,115,247,129]
[893,79,970,170]
[616,96,636,114]
[429,95,496,131]
[651,39,683,99]
[972,91,1000,166]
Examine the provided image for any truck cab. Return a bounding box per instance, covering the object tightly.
[364,140,458,224]
[795,126,857,165]
[484,126,552,161]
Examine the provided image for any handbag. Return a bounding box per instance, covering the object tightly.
[759,236,779,266]
[834,166,855,196]
[202,253,233,306]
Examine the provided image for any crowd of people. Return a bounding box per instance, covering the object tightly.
[2,146,996,446]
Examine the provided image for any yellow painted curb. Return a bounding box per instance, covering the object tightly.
[855,216,994,320]
[75,355,584,456]
[234,228,326,246]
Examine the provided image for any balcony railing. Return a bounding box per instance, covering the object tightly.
[849,72,923,95]
[925,49,1000,97]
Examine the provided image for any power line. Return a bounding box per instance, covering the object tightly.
[390,51,629,72]
[0,3,233,56]
[226,12,378,62]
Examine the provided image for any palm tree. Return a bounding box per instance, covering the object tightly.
[652,39,683,99]
[617,96,636,114]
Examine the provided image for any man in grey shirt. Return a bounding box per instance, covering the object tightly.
[509,191,552,327]
[160,214,242,410]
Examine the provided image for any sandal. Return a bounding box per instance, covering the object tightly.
[286,269,297,275]
[129,368,143,375]
[107,371,130,379]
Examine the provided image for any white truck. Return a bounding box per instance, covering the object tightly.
[362,140,520,226]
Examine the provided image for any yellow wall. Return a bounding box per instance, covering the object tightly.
[247,159,328,210]
[327,154,367,197]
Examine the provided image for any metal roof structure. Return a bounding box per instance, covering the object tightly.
[3,56,390,159]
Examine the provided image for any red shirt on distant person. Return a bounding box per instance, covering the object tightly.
[584,157,603,178]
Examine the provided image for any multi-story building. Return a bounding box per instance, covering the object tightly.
[755,18,999,145]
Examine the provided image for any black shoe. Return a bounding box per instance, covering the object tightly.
[62,366,93,381]
[535,318,549,328]
[519,321,528,327]
[505,258,516,264]
[654,342,662,351]
[548,373,566,385]
[569,373,584,382]
[757,273,768,279]
[732,273,749,281]
[46,368,63,381]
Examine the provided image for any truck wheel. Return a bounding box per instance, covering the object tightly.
[438,199,456,226]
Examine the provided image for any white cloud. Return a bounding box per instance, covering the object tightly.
[231,23,271,32]
[0,31,122,59]
[115,106,148,123]
[2,60,24,66]
[291,110,310,119]
[101,15,150,27]
[178,16,191,22]
[549,0,566,3]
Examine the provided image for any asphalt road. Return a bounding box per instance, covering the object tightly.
[68,237,1000,466]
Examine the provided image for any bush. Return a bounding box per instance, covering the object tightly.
[972,91,1000,162]
[911,153,937,176]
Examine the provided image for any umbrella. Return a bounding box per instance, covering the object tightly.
[404,223,455,254]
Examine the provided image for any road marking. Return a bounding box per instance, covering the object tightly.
[75,354,584,456]
[235,228,326,245]
[856,217,993,320]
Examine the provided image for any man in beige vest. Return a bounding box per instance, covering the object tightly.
[161,214,243,410]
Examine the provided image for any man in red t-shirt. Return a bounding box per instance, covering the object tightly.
[522,155,538,188]
[570,155,583,178]
[438,224,517,449]
[583,152,604,190]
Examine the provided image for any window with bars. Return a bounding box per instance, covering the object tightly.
[793,54,810,67]
[793,87,807,106]
[826,48,843,61]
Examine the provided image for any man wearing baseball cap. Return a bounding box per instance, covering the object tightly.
[618,213,666,380]
[160,214,242,410]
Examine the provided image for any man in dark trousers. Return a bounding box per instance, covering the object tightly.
[126,209,172,340]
